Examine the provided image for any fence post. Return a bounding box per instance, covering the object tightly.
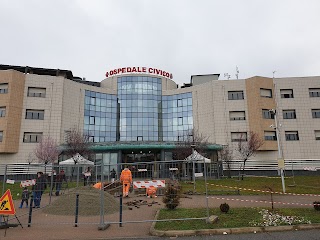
[203,160,210,221]
[76,165,80,188]
[119,194,123,227]
[98,163,109,230]
[74,194,79,227]
[28,195,34,227]
[2,164,7,195]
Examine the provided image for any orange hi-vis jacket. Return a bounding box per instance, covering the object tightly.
[120,168,132,184]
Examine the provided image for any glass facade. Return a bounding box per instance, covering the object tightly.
[84,76,193,143]
[118,76,162,141]
[162,93,193,141]
[84,90,118,142]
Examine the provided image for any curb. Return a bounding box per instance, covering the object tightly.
[149,210,320,237]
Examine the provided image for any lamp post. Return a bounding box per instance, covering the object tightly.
[191,144,196,191]
[269,109,286,193]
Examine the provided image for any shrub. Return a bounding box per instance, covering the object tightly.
[220,203,230,213]
[162,180,181,210]
[313,201,320,211]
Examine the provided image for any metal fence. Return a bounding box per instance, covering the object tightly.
[0,160,212,229]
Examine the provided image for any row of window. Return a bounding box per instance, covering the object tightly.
[0,132,43,143]
[0,108,44,119]
[0,84,46,97]
[229,109,320,121]
[228,88,320,100]
[231,130,320,142]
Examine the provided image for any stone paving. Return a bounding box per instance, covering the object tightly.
[1,193,319,240]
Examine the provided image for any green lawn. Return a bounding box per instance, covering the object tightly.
[181,176,320,195]
[155,207,320,230]
[0,181,78,200]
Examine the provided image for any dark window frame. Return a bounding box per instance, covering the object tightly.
[285,131,299,141]
[27,87,46,98]
[25,109,45,120]
[0,131,3,142]
[0,83,9,94]
[260,88,272,98]
[264,131,277,141]
[231,132,247,142]
[262,109,275,119]
[312,109,320,118]
[280,89,294,98]
[23,132,43,143]
[228,91,244,100]
[283,109,297,119]
[0,107,6,117]
[309,88,320,97]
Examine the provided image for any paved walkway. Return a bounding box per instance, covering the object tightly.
[1,193,319,240]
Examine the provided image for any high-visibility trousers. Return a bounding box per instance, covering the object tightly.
[123,183,130,196]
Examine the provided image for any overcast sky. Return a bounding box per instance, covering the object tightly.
[1,0,320,85]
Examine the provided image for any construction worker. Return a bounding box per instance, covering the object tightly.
[146,185,157,198]
[120,167,132,197]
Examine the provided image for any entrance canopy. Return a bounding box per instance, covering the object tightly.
[59,153,94,165]
[185,150,211,163]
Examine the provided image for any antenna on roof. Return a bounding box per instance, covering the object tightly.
[235,66,239,79]
[224,73,231,80]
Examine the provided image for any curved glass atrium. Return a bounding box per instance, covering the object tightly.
[84,76,193,143]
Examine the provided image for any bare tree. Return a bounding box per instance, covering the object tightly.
[64,127,93,163]
[34,136,60,173]
[218,145,233,178]
[172,129,209,160]
[236,131,264,180]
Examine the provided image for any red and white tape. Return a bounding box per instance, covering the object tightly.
[209,183,320,197]
[210,196,319,206]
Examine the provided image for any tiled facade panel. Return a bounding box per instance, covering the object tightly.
[0,70,25,153]
[275,77,320,160]
[246,76,277,151]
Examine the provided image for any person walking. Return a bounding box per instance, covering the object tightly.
[32,172,47,208]
[110,168,116,183]
[19,187,30,208]
[55,170,67,196]
[120,167,132,197]
[83,167,92,186]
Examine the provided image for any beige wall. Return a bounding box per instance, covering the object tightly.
[246,76,277,151]
[274,77,320,160]
[0,70,25,153]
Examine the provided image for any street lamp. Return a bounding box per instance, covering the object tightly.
[269,109,286,193]
[191,144,196,191]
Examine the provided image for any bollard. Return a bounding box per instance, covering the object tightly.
[28,196,34,227]
[119,194,123,227]
[74,194,79,227]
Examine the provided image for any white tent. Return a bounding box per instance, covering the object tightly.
[59,153,94,165]
[185,150,211,163]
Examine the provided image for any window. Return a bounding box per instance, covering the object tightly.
[229,111,246,120]
[23,132,43,143]
[231,132,247,142]
[309,88,320,97]
[64,130,71,143]
[260,88,272,98]
[0,131,3,142]
[27,87,46,97]
[262,109,274,119]
[0,107,5,117]
[178,117,183,125]
[137,136,143,141]
[264,131,277,141]
[315,130,320,140]
[25,109,44,120]
[285,131,299,141]
[280,89,294,98]
[177,99,182,107]
[312,109,320,118]
[283,110,296,119]
[0,83,8,94]
[228,91,244,100]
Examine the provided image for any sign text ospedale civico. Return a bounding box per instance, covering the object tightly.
[106,67,173,79]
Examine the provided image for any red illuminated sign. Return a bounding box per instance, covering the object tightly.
[105,67,173,79]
